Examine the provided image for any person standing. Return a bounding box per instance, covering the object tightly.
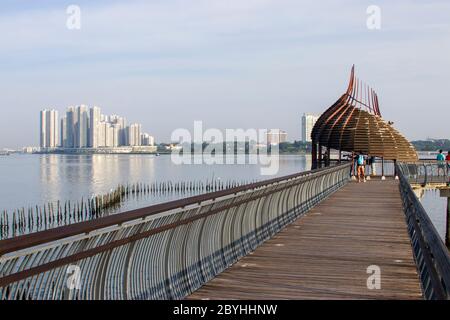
[356,151,366,183]
[437,149,446,175]
[437,149,445,161]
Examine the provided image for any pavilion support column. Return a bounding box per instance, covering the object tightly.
[394,159,399,180]
[326,148,331,167]
[338,149,342,164]
[311,141,318,170]
[351,151,356,180]
[381,157,386,180]
[318,144,323,169]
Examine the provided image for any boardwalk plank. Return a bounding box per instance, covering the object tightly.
[187,180,423,300]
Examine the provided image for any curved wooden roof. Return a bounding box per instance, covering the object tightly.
[311,66,418,161]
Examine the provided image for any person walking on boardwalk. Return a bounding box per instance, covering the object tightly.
[356,151,366,183]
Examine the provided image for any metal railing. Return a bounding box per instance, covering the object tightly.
[0,163,351,300]
[397,163,450,300]
[398,161,450,186]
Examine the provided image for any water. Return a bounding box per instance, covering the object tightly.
[419,189,448,242]
[0,154,311,215]
[0,154,446,243]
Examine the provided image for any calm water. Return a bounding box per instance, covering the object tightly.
[0,154,311,214]
[419,189,448,242]
[0,153,446,243]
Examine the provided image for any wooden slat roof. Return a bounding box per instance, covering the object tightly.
[311,66,418,161]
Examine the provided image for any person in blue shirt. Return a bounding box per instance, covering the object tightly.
[437,149,445,161]
[356,151,366,183]
[437,149,446,175]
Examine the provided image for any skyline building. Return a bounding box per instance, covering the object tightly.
[39,109,59,148]
[141,133,155,146]
[301,113,319,143]
[266,130,287,145]
[64,106,76,148]
[89,106,101,148]
[41,105,154,150]
[75,105,89,148]
[127,123,142,146]
[60,117,67,147]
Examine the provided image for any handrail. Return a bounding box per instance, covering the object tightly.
[0,163,345,256]
[397,163,450,300]
[397,161,449,186]
[0,163,351,300]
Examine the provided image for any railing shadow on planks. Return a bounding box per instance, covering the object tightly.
[0,163,351,300]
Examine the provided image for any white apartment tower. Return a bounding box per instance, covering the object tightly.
[60,117,67,147]
[127,123,142,146]
[301,113,319,143]
[105,124,114,147]
[89,106,101,148]
[75,105,89,148]
[98,121,107,147]
[266,130,288,145]
[141,133,155,146]
[40,109,59,148]
[64,107,76,148]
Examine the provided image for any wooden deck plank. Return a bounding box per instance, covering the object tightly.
[187,180,423,300]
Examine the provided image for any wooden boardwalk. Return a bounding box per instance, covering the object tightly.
[187,180,423,300]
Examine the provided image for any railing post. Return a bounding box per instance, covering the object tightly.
[422,163,428,187]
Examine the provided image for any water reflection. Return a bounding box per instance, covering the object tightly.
[1,154,310,214]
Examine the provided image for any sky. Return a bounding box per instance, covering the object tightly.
[0,0,449,148]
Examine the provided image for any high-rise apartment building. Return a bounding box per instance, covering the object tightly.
[105,124,114,147]
[89,106,101,148]
[60,117,67,147]
[64,107,76,148]
[141,133,155,146]
[301,113,319,143]
[266,130,288,145]
[40,106,152,150]
[39,109,59,148]
[109,114,127,146]
[39,110,46,148]
[112,124,122,147]
[98,121,107,147]
[127,123,142,146]
[75,105,89,148]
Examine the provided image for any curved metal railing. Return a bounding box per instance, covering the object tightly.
[0,163,351,300]
[398,161,450,186]
[397,163,450,300]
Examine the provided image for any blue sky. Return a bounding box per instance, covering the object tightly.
[0,0,449,148]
